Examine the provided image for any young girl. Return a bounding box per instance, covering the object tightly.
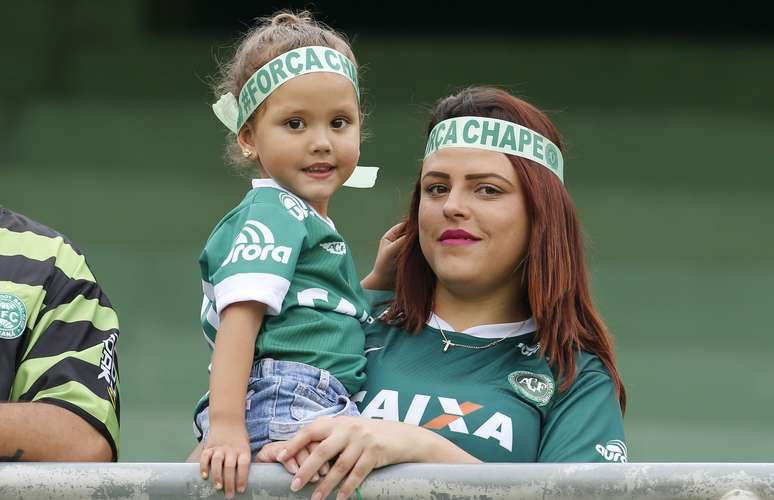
[193,11,376,498]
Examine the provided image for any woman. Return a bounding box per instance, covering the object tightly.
[259,86,627,499]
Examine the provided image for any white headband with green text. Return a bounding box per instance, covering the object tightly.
[212,45,359,134]
[424,116,564,182]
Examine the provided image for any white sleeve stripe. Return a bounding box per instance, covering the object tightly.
[206,303,220,329]
[202,280,215,301]
[201,328,215,349]
[213,273,290,316]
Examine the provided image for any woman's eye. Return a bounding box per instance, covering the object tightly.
[286,118,305,130]
[331,117,349,129]
[425,184,448,195]
[477,185,502,196]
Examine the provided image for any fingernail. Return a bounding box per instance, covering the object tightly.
[277,449,287,461]
[289,463,299,474]
[312,492,322,500]
[201,471,208,480]
[290,477,302,492]
[214,482,222,490]
[311,473,320,482]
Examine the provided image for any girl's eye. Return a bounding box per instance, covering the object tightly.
[286,118,305,130]
[425,184,448,195]
[331,117,349,129]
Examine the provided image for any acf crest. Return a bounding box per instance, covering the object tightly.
[0,292,27,340]
[507,370,554,407]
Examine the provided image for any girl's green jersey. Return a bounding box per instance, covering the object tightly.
[199,179,370,395]
[356,291,627,463]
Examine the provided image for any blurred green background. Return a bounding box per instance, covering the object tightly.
[2,3,772,462]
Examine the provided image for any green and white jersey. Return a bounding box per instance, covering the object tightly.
[356,290,627,463]
[199,179,370,395]
[0,208,120,459]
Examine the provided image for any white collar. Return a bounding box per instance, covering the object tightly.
[250,178,335,229]
[427,313,537,339]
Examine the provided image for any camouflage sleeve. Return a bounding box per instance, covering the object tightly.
[8,240,120,460]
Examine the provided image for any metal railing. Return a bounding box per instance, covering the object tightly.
[1,462,773,499]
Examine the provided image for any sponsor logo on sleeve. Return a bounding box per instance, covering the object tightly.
[97,331,119,408]
[221,220,293,267]
[279,192,310,221]
[0,293,27,340]
[596,440,628,463]
[320,241,347,255]
[507,371,554,407]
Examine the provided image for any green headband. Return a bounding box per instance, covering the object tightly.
[424,116,564,182]
[212,45,360,134]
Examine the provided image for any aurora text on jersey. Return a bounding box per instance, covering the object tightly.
[356,290,626,463]
[0,208,121,459]
[198,179,371,400]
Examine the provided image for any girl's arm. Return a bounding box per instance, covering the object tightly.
[257,416,480,500]
[200,300,266,500]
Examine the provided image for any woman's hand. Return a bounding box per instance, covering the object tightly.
[361,222,406,291]
[199,421,252,499]
[256,441,329,481]
[274,415,479,500]
[279,416,407,500]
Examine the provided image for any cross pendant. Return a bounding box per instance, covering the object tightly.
[443,339,453,352]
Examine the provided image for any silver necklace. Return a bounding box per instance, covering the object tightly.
[434,316,529,352]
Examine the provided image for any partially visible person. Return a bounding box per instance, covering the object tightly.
[0,207,120,461]
[258,86,627,500]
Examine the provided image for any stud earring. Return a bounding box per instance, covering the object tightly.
[242,150,252,159]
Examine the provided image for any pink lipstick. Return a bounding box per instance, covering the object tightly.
[439,229,480,246]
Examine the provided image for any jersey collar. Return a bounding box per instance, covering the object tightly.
[250,178,336,229]
[427,313,537,339]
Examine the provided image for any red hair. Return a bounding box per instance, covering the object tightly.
[385,87,626,413]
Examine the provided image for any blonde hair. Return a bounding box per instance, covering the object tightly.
[213,10,359,174]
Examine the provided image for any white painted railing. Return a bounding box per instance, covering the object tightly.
[1,463,772,499]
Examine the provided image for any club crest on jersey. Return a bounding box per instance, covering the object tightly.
[595,439,628,463]
[507,371,554,407]
[320,241,347,255]
[0,292,27,339]
[279,192,310,221]
[221,220,293,267]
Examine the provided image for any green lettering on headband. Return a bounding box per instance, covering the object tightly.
[212,46,360,134]
[424,116,564,182]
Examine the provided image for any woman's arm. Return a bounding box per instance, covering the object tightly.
[360,223,405,291]
[200,300,265,499]
[258,416,479,500]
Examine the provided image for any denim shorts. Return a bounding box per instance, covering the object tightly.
[195,358,360,457]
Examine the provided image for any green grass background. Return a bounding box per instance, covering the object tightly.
[3,33,773,461]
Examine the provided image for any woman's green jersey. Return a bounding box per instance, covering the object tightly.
[356,291,627,463]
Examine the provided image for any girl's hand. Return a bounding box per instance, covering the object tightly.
[361,222,406,291]
[200,421,252,499]
[276,416,423,500]
[256,441,329,480]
